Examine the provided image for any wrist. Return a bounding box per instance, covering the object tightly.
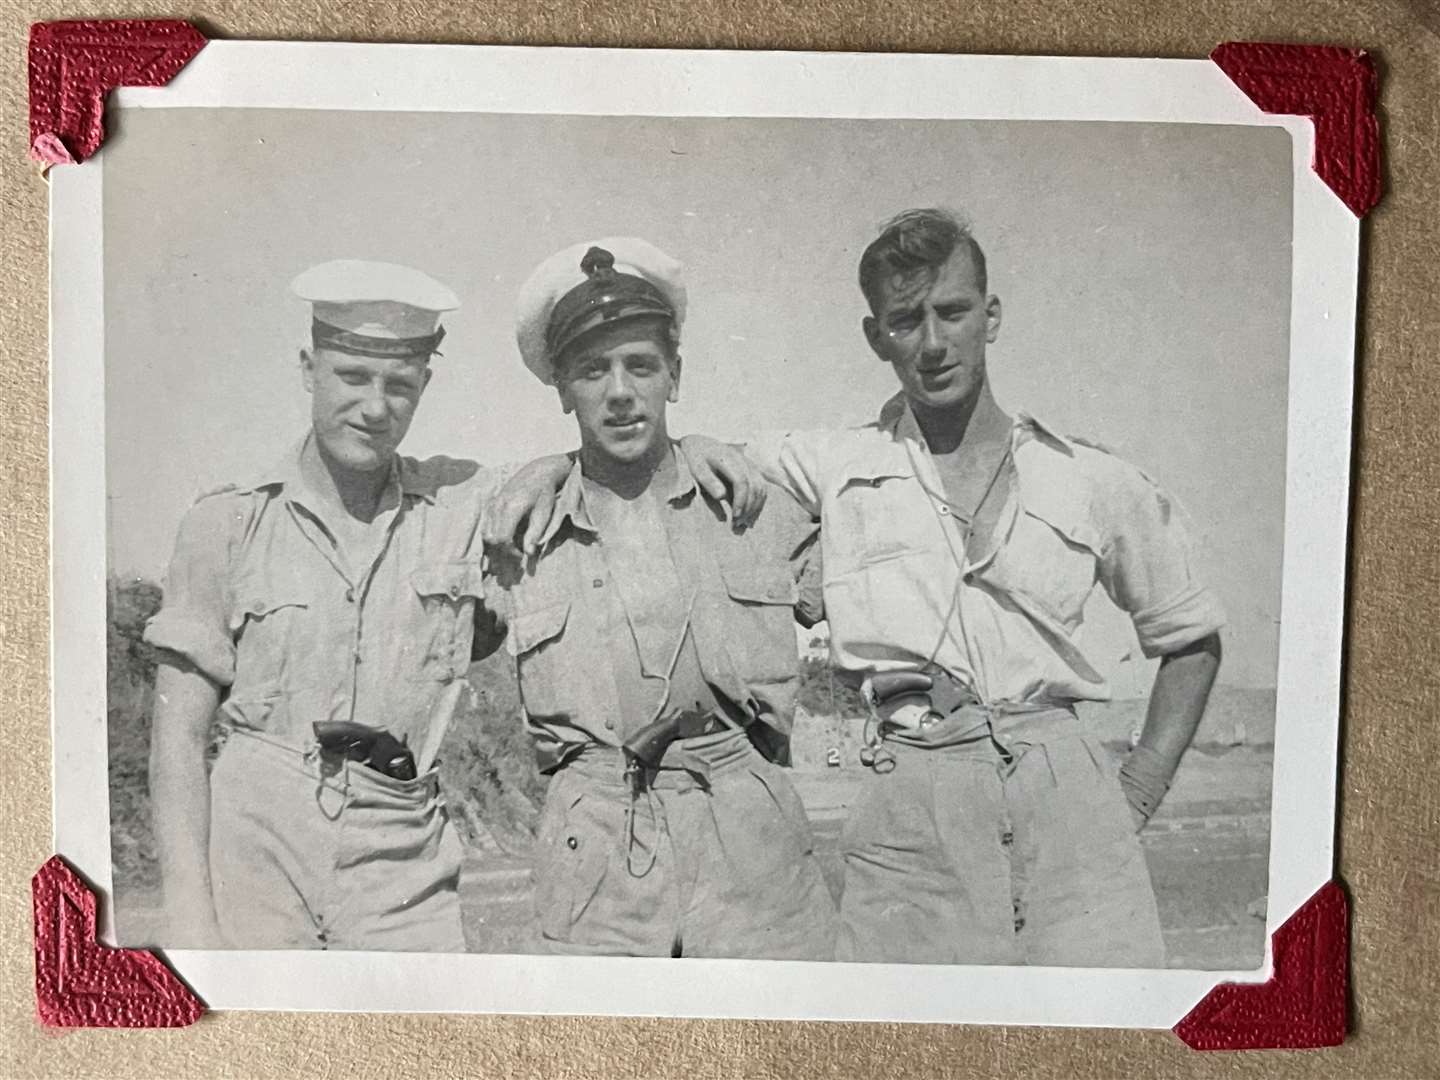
[1119,743,1173,822]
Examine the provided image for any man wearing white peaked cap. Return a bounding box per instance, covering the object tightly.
[515,236,688,386]
[486,237,837,959]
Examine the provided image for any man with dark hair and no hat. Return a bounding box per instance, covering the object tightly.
[495,209,1225,967]
[487,237,837,958]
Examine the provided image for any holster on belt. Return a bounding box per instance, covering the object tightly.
[312,721,418,781]
[621,707,723,786]
[862,667,980,733]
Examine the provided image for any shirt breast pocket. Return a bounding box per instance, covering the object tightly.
[719,562,799,682]
[985,504,1101,632]
[505,599,573,721]
[826,471,924,572]
[227,574,312,694]
[411,561,485,682]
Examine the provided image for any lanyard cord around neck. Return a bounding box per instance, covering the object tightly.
[902,432,1012,546]
[643,587,699,728]
[622,586,698,879]
[900,433,1012,701]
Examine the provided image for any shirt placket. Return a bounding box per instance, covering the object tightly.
[286,490,409,728]
[904,437,990,700]
[592,533,685,738]
[346,499,410,726]
[573,540,627,740]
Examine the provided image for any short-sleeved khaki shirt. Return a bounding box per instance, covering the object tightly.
[488,446,823,772]
[748,404,1226,706]
[144,436,498,770]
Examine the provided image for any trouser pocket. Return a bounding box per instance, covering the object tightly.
[532,775,612,942]
[747,763,817,856]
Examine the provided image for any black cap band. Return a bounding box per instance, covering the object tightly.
[312,319,445,360]
[545,246,675,362]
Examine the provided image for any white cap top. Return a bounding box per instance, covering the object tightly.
[292,259,459,340]
[515,237,686,385]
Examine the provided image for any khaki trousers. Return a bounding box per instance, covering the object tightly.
[208,728,466,951]
[533,728,837,959]
[837,706,1165,967]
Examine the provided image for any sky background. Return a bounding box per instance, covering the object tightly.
[104,109,1292,688]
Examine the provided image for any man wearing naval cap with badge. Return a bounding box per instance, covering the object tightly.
[144,259,507,951]
[484,237,837,958]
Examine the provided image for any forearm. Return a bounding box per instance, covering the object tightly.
[1121,634,1221,825]
[1136,633,1222,770]
[149,661,222,935]
[151,743,215,905]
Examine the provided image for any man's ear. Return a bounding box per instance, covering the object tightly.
[985,295,1003,343]
[667,352,683,404]
[862,315,886,361]
[300,348,317,393]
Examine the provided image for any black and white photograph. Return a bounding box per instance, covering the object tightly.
[49,43,1356,1026]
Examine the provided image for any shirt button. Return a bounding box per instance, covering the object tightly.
[448,584,460,599]
[592,578,604,589]
[344,588,355,603]
[939,504,951,516]
[604,719,615,730]
[566,836,578,850]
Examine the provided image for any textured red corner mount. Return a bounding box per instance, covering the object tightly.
[33,856,205,1027]
[1211,42,1380,217]
[28,20,206,166]
[1174,880,1347,1050]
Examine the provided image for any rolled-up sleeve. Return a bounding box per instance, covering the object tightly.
[773,488,825,629]
[744,430,828,517]
[143,496,241,685]
[1095,464,1226,658]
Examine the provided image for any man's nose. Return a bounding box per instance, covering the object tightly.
[920,313,947,357]
[604,366,636,404]
[359,383,388,420]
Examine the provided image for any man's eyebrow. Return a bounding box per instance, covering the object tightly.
[884,301,924,319]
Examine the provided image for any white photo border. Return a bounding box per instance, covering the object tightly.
[50,42,1358,1026]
